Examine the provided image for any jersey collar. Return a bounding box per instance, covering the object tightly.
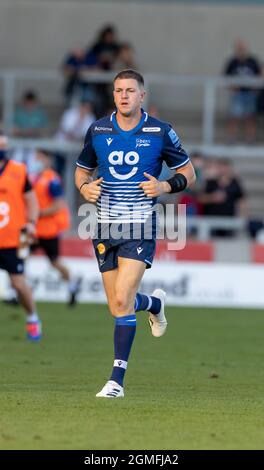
[110,109,148,136]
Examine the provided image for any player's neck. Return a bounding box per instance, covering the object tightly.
[116,109,142,131]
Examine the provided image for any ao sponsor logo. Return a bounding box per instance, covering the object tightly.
[108,150,139,180]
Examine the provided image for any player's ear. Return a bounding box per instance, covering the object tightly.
[140,89,146,104]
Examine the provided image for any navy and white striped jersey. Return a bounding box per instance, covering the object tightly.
[76,110,189,224]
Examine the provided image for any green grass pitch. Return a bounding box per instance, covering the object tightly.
[0,302,264,450]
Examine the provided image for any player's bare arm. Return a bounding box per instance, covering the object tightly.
[23,189,39,235]
[175,161,196,187]
[75,166,103,203]
[39,197,65,217]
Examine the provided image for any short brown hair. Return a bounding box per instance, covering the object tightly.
[114,69,144,87]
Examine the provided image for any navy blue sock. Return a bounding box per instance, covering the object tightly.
[110,314,137,387]
[134,293,161,315]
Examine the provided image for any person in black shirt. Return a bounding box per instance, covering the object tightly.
[199,158,247,237]
[224,39,261,143]
[62,48,99,106]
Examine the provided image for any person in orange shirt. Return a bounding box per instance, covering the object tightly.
[0,134,41,341]
[31,149,81,306]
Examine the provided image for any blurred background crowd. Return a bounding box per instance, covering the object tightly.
[1,1,264,248]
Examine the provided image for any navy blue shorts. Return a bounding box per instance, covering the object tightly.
[93,238,156,273]
[31,237,59,261]
[0,248,24,274]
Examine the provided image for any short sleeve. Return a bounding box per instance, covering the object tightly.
[23,175,32,193]
[233,179,245,200]
[162,125,190,169]
[76,126,97,170]
[224,59,234,76]
[48,179,64,198]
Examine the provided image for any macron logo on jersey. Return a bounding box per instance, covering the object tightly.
[106,138,114,146]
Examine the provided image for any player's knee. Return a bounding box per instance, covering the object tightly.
[115,293,130,313]
[107,301,117,317]
[10,275,25,292]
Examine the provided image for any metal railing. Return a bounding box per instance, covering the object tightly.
[2,137,253,239]
[161,215,247,241]
[5,137,264,229]
[1,69,264,144]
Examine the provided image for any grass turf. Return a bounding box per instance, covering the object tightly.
[0,302,264,450]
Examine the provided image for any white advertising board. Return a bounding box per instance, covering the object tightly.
[0,257,263,308]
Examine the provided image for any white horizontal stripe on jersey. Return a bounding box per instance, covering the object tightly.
[76,162,96,170]
[98,215,152,222]
[98,206,153,213]
[97,208,153,216]
[97,208,153,217]
[102,180,141,185]
[169,157,190,169]
[98,198,152,205]
[101,188,144,193]
[100,194,147,202]
[98,212,151,219]
[97,219,150,223]
[97,174,155,221]
[101,185,141,189]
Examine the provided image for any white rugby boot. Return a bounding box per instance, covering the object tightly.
[96,380,124,398]
[148,289,167,337]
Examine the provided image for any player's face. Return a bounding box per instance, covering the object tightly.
[113,78,145,117]
[0,136,8,150]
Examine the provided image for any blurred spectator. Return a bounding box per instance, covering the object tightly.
[88,25,120,71]
[62,47,98,106]
[11,90,49,172]
[13,90,49,138]
[113,43,137,71]
[178,152,205,216]
[54,100,95,176]
[199,158,247,236]
[248,219,264,239]
[256,63,264,119]
[224,39,261,144]
[147,104,159,118]
[55,100,95,142]
[85,25,120,114]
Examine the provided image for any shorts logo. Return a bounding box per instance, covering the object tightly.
[97,243,106,255]
[137,247,143,254]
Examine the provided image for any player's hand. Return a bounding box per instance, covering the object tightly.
[212,190,226,203]
[80,177,103,203]
[22,223,36,246]
[24,222,36,238]
[139,173,170,197]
